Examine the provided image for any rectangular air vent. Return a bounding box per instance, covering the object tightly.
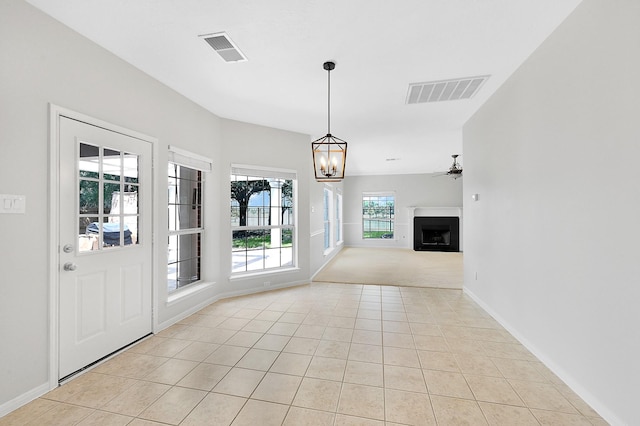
[406,75,489,104]
[201,32,247,62]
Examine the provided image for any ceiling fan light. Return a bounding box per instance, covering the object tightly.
[448,154,462,178]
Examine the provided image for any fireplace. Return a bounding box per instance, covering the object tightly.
[413,216,460,252]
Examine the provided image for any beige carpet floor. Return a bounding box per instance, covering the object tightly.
[313,247,463,289]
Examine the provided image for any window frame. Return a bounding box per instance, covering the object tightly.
[323,186,333,253]
[77,143,141,252]
[230,165,297,276]
[362,192,396,240]
[167,146,212,295]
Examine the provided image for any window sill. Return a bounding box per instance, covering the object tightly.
[230,267,300,281]
[167,281,215,306]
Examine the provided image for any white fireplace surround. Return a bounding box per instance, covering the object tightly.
[409,206,463,251]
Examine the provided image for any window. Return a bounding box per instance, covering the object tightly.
[323,187,333,251]
[78,143,140,251]
[167,147,212,293]
[362,193,395,239]
[335,192,343,244]
[231,166,296,274]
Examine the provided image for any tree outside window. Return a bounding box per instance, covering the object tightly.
[362,193,395,239]
[231,168,295,273]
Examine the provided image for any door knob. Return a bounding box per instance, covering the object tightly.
[63,262,77,271]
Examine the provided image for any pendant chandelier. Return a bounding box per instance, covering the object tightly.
[312,61,347,182]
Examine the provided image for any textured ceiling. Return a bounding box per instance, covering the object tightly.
[26,0,582,176]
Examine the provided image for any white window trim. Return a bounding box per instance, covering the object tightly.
[231,164,297,180]
[323,185,334,255]
[230,164,298,275]
[167,147,213,298]
[167,281,215,306]
[168,145,213,172]
[362,191,396,241]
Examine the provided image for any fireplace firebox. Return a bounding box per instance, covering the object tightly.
[413,216,459,252]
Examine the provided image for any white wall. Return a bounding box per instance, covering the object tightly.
[217,119,313,295]
[463,1,640,424]
[0,0,222,409]
[343,174,462,248]
[0,0,325,414]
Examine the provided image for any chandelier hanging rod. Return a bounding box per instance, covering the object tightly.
[324,61,335,135]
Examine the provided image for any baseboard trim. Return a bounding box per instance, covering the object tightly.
[156,280,310,333]
[156,294,220,333]
[311,245,343,281]
[215,280,309,301]
[0,382,51,418]
[463,286,623,426]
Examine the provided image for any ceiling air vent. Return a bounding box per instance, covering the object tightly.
[202,32,247,62]
[406,75,489,104]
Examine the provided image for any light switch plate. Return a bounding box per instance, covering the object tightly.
[0,194,26,214]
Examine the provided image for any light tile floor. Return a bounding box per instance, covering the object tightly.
[1,283,608,425]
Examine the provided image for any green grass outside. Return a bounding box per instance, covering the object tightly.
[363,231,394,239]
[232,233,293,249]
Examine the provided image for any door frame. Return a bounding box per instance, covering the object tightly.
[48,104,158,389]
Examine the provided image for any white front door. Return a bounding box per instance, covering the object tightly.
[58,116,153,380]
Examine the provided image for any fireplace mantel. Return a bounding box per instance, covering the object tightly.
[409,206,462,218]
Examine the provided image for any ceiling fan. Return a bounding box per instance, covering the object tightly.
[433,154,463,179]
